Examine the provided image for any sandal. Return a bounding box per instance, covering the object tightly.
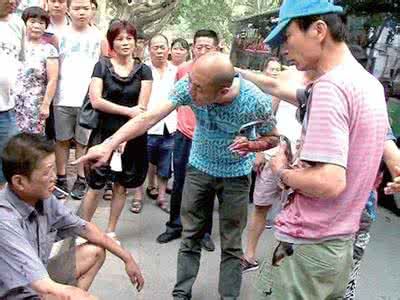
[157,201,170,214]
[146,186,159,200]
[130,199,143,214]
[103,183,113,201]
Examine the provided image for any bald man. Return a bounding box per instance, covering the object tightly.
[77,52,277,300]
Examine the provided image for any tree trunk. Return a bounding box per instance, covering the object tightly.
[106,0,182,37]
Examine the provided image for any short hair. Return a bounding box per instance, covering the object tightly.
[22,6,50,28]
[171,38,190,51]
[293,13,348,43]
[90,0,97,9]
[263,56,280,71]
[149,34,169,47]
[67,0,91,8]
[1,133,55,183]
[107,20,137,50]
[193,29,219,46]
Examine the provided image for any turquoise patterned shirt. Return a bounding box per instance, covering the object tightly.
[169,75,276,177]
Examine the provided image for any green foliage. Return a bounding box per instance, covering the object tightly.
[172,0,234,44]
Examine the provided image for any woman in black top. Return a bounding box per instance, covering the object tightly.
[80,20,152,241]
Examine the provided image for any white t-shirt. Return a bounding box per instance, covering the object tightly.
[146,62,177,135]
[54,26,102,107]
[265,100,301,157]
[46,18,69,37]
[0,14,24,111]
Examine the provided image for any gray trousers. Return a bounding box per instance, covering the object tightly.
[172,165,250,300]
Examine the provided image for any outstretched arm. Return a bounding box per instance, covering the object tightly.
[75,101,176,167]
[236,68,304,105]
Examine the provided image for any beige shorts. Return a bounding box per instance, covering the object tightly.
[253,165,281,207]
[53,106,91,146]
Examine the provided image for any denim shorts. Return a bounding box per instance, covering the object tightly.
[147,134,174,178]
[0,110,18,183]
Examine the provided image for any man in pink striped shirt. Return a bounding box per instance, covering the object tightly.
[253,0,389,299]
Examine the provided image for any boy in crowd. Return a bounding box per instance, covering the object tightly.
[46,0,69,36]
[0,133,143,299]
[53,0,105,200]
[0,0,24,190]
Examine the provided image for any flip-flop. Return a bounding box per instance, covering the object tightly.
[146,186,159,200]
[157,201,170,214]
[130,199,143,214]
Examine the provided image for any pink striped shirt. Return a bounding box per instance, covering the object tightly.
[275,61,388,241]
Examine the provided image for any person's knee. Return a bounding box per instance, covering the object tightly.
[85,244,106,265]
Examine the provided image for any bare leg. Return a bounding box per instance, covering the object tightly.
[107,183,126,233]
[80,189,101,222]
[147,163,157,188]
[75,143,87,178]
[244,205,271,262]
[55,140,70,176]
[75,244,106,290]
[157,176,168,203]
[133,185,144,201]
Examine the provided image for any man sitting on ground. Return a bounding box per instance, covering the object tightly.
[0,133,144,299]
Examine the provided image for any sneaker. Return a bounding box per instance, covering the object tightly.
[53,177,69,199]
[156,230,181,244]
[70,177,87,200]
[241,257,259,273]
[201,233,215,252]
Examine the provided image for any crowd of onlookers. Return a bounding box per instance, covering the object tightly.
[1,0,400,299]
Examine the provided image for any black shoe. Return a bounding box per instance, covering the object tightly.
[53,177,69,199]
[201,233,215,252]
[70,177,87,200]
[241,257,259,273]
[156,230,181,244]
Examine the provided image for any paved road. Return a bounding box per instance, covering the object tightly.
[66,191,400,300]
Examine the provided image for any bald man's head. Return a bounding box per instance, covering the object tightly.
[190,53,236,106]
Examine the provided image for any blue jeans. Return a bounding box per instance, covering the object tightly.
[147,133,175,178]
[0,110,18,183]
[166,131,192,232]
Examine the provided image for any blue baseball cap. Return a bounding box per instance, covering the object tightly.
[265,0,343,45]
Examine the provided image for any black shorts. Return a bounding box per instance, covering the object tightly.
[85,129,148,189]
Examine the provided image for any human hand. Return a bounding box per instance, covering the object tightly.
[42,285,97,300]
[73,142,114,168]
[39,103,50,120]
[125,259,144,292]
[385,166,400,195]
[270,142,289,175]
[253,152,266,175]
[229,136,251,157]
[127,106,145,119]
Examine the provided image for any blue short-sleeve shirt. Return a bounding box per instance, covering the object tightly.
[169,75,276,177]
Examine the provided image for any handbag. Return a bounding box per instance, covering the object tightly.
[79,58,107,129]
[79,92,99,129]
